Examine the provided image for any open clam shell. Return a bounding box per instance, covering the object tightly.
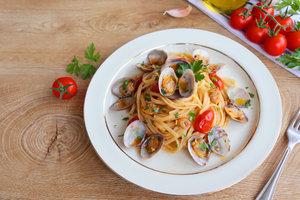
[158,67,178,97]
[148,49,168,66]
[225,104,248,123]
[140,134,164,158]
[110,97,134,111]
[178,69,195,98]
[208,127,230,156]
[193,49,209,65]
[111,77,135,98]
[188,135,210,165]
[227,86,250,108]
[123,120,147,148]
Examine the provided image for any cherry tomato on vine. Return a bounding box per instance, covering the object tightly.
[263,33,287,56]
[246,21,269,44]
[252,2,274,21]
[286,30,300,51]
[194,109,214,133]
[269,15,294,35]
[209,73,224,90]
[128,116,139,125]
[51,77,77,100]
[230,8,253,30]
[151,81,160,93]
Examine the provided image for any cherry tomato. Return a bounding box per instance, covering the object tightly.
[51,77,77,100]
[151,81,160,93]
[246,21,269,44]
[128,116,139,125]
[263,33,287,56]
[230,8,253,30]
[269,16,294,35]
[134,76,143,93]
[209,73,224,90]
[252,2,274,21]
[286,30,300,51]
[194,109,214,133]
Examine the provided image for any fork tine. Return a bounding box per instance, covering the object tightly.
[289,108,300,129]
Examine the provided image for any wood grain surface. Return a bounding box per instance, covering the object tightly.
[0,0,300,199]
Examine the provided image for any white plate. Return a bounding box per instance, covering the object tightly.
[84,28,282,195]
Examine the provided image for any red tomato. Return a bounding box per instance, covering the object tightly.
[151,81,160,93]
[246,21,269,44]
[209,73,224,90]
[263,33,287,56]
[286,30,300,51]
[51,77,77,100]
[128,116,139,125]
[194,109,214,133]
[134,76,143,93]
[252,2,274,21]
[230,8,253,30]
[269,16,294,35]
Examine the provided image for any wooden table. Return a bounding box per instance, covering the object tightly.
[1,0,300,199]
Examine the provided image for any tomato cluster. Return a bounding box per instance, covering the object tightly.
[229,2,299,56]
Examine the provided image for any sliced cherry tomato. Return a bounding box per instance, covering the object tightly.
[252,2,274,21]
[286,30,300,51]
[151,81,160,93]
[246,21,269,44]
[263,33,287,56]
[194,109,214,133]
[134,76,143,93]
[128,116,139,125]
[269,15,294,35]
[230,8,253,30]
[51,77,77,100]
[209,73,224,90]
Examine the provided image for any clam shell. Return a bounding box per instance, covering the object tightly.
[227,86,250,108]
[208,127,230,156]
[111,77,135,98]
[161,58,189,72]
[148,49,168,65]
[110,97,134,111]
[158,67,178,97]
[178,69,195,98]
[187,135,210,165]
[123,120,147,148]
[225,104,248,123]
[193,49,209,65]
[136,63,157,72]
[140,134,164,158]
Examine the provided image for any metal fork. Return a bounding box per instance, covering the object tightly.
[256,108,300,200]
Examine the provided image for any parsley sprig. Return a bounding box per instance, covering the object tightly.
[176,60,205,82]
[276,47,300,70]
[67,42,101,80]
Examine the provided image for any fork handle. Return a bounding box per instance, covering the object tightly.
[256,146,292,200]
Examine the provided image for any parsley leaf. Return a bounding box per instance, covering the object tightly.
[188,111,196,121]
[176,63,190,77]
[143,120,148,124]
[66,42,101,80]
[195,73,205,82]
[144,106,150,110]
[208,130,214,136]
[174,112,180,118]
[245,100,251,108]
[200,142,207,151]
[276,48,300,70]
[122,117,129,121]
[249,92,255,98]
[190,60,203,73]
[152,107,159,113]
[161,89,167,96]
[181,134,186,138]
[118,134,124,137]
[145,93,151,101]
[210,139,217,147]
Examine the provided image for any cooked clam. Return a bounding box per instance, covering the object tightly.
[110,97,134,111]
[140,134,164,158]
[158,67,178,97]
[123,120,147,148]
[136,63,157,72]
[188,135,210,165]
[148,49,168,65]
[193,49,209,65]
[208,127,230,156]
[161,58,189,72]
[208,88,222,104]
[111,77,135,98]
[178,69,195,98]
[225,104,248,123]
[227,86,250,108]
